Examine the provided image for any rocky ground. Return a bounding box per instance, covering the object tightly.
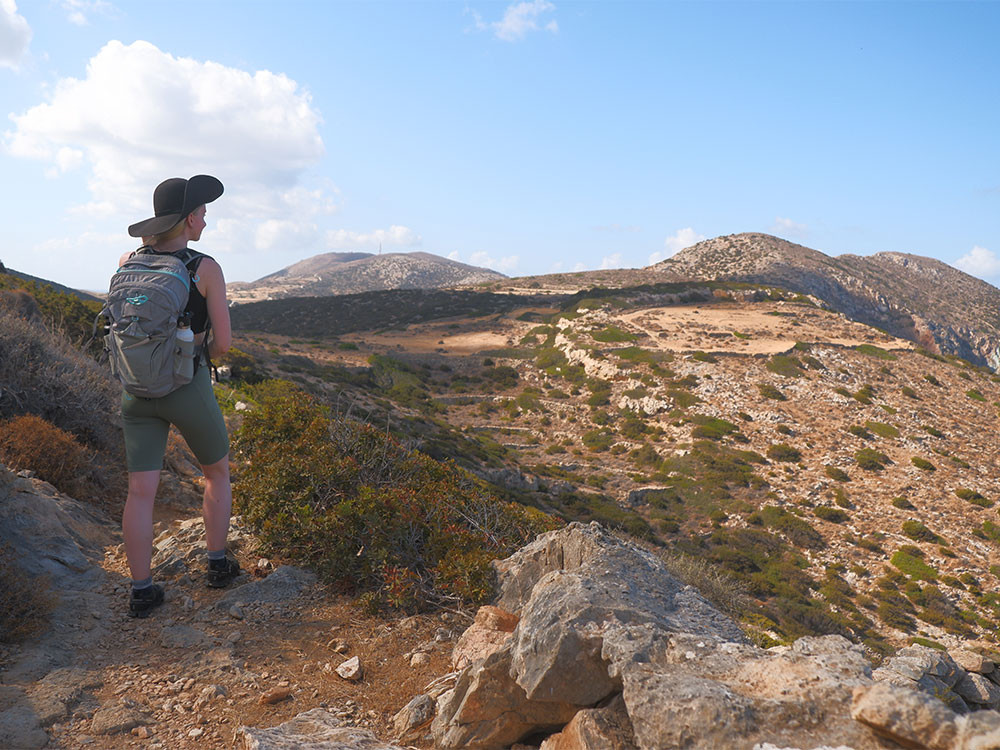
[0,464,462,750]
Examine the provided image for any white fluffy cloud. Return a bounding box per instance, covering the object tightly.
[955,246,1000,280]
[600,253,623,270]
[648,227,706,264]
[771,216,808,237]
[6,40,326,226]
[468,250,519,272]
[61,0,111,26]
[471,0,558,42]
[326,225,421,250]
[0,0,31,69]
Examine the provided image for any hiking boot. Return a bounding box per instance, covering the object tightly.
[206,557,241,589]
[128,584,165,619]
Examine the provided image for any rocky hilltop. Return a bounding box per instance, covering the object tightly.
[228,251,505,303]
[651,233,1000,369]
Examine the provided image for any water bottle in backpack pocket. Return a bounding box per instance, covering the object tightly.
[174,313,196,386]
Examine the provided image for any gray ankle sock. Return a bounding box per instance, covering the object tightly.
[131,576,152,592]
[207,549,226,562]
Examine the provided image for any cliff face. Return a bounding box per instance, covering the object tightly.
[652,233,1000,369]
[228,251,506,303]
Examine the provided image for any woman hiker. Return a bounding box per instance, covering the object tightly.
[119,175,240,617]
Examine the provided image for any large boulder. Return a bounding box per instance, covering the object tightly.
[429,522,1000,750]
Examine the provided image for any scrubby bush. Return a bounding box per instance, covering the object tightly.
[814,506,849,524]
[855,448,890,471]
[892,496,914,510]
[855,345,897,361]
[766,355,804,377]
[902,520,941,544]
[848,425,872,440]
[0,415,103,501]
[922,425,944,438]
[767,443,802,462]
[691,416,739,441]
[967,389,987,402]
[956,488,992,508]
[924,374,941,386]
[825,466,850,482]
[582,429,615,452]
[691,351,717,363]
[891,546,938,581]
[591,326,637,343]
[0,310,121,454]
[233,380,556,610]
[216,346,266,384]
[911,457,936,472]
[865,421,899,438]
[757,383,787,401]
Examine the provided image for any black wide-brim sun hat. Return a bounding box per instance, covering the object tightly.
[128,175,224,238]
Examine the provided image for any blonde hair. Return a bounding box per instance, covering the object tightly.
[150,219,187,246]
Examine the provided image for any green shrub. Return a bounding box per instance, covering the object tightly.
[848,425,872,440]
[814,506,849,524]
[901,386,918,399]
[691,351,717,363]
[587,381,613,407]
[767,443,802,462]
[855,448,890,471]
[516,390,544,412]
[902,520,941,544]
[754,506,825,549]
[757,383,787,401]
[853,385,875,404]
[956,488,992,508]
[967,389,987,402]
[217,347,267,384]
[891,546,938,581]
[337,341,359,351]
[922,425,944,438]
[911,457,936,472]
[924,374,941,386]
[691,416,739,441]
[824,466,850,482]
[865,421,899,438]
[855,345,897,360]
[620,417,649,439]
[582,429,615,452]
[891,497,914,510]
[766,355,804,378]
[668,389,701,408]
[233,380,556,610]
[591,326,637,343]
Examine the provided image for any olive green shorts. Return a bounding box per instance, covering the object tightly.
[121,366,230,472]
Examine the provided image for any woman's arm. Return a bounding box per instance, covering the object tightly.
[198,258,232,358]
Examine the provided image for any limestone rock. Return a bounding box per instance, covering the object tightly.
[432,646,579,749]
[159,624,212,649]
[954,709,1000,750]
[851,681,959,750]
[955,672,1000,708]
[451,605,519,671]
[90,703,153,735]
[0,705,49,750]
[336,656,363,681]
[538,695,635,750]
[259,688,292,705]
[392,694,436,740]
[237,708,404,749]
[953,650,996,676]
[216,565,316,608]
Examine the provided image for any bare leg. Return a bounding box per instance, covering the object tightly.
[122,470,161,581]
[201,454,232,552]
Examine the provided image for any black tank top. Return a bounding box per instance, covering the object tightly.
[184,253,210,334]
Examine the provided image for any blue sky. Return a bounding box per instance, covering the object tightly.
[1,1,998,291]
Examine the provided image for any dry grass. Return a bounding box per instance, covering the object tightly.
[0,540,54,643]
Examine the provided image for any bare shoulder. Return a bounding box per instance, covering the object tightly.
[117,250,133,267]
[197,256,226,282]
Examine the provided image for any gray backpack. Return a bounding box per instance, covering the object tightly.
[100,247,205,398]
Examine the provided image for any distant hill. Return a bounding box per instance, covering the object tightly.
[228,251,506,303]
[0,265,101,303]
[649,233,1000,368]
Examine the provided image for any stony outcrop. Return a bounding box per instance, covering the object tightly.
[406,522,1000,750]
[237,708,404,749]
